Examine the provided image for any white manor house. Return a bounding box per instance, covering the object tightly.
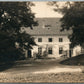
[24,18,82,58]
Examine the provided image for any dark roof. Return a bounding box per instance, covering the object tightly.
[25,18,72,36]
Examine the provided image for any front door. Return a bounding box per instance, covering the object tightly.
[28,50,31,58]
[69,49,72,58]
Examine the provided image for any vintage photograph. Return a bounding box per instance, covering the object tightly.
[0,1,84,83]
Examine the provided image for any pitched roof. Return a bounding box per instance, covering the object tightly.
[25,18,72,36]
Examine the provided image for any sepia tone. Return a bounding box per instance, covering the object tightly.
[0,1,84,83]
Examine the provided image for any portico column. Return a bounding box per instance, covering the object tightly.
[25,50,28,58]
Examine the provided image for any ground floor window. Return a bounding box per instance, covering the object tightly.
[38,47,42,55]
[48,47,53,54]
[59,47,63,54]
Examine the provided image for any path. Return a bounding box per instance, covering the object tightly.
[0,59,83,74]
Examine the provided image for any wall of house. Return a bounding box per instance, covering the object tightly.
[72,45,82,56]
[30,35,71,58]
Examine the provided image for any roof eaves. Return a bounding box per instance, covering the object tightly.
[31,34,69,36]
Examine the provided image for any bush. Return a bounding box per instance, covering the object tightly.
[0,48,25,63]
[33,50,48,59]
[43,50,48,58]
[36,53,42,59]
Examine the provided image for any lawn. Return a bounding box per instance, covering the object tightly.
[60,54,84,65]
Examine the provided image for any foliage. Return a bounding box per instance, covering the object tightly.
[48,2,84,48]
[34,50,48,59]
[0,2,37,62]
[42,50,48,57]
[36,53,42,59]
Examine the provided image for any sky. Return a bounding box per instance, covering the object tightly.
[31,2,63,18]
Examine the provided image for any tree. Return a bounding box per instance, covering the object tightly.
[47,2,84,48]
[0,2,37,61]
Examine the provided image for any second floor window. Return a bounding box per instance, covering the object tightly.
[59,38,63,42]
[38,38,42,42]
[48,38,52,42]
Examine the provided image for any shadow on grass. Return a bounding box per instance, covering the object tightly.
[60,54,84,66]
[0,61,15,72]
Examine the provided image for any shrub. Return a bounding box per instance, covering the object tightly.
[42,50,48,58]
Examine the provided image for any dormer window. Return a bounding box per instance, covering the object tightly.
[45,25,51,27]
[43,24,51,29]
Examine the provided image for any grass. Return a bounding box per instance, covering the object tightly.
[0,72,84,83]
[60,54,84,65]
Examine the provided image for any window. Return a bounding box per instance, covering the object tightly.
[59,47,63,54]
[38,47,42,55]
[59,38,63,42]
[38,38,42,42]
[48,47,53,54]
[48,38,52,42]
[45,25,51,27]
[43,24,51,29]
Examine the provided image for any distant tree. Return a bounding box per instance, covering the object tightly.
[0,2,37,61]
[47,2,84,48]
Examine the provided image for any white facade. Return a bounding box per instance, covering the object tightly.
[72,45,82,57]
[30,35,71,58]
